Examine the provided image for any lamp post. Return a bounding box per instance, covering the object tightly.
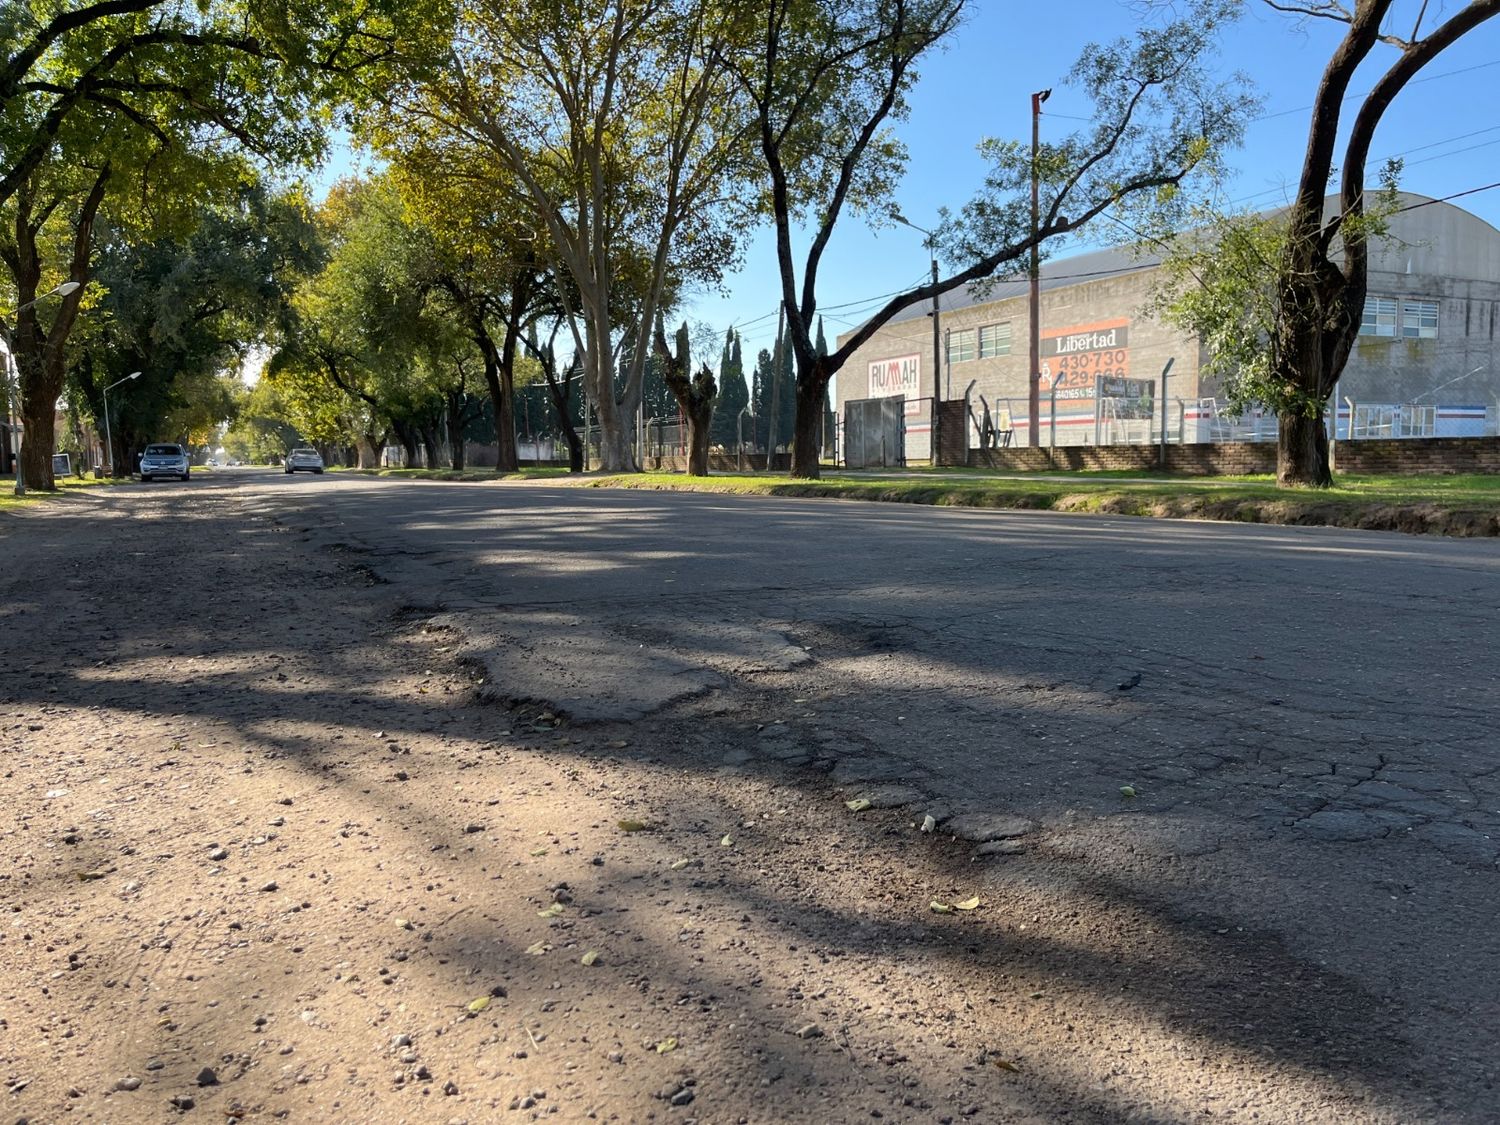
[102,371,142,476]
[1,279,82,495]
[892,213,942,463]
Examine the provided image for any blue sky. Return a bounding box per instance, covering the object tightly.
[688,1,1500,365]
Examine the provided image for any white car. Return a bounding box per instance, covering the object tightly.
[139,443,191,482]
[285,448,325,475]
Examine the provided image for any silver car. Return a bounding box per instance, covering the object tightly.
[139,443,191,482]
[284,447,325,475]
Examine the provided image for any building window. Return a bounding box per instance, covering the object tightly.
[1401,299,1438,339]
[1360,296,1397,337]
[948,328,976,363]
[978,322,1012,358]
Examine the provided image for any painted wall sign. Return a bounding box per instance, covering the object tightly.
[868,353,923,416]
[1041,318,1130,401]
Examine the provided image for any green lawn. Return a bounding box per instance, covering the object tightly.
[577,469,1500,536]
[330,465,573,482]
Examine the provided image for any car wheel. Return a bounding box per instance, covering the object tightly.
[140,475,150,483]
[182,472,191,481]
[314,468,324,475]
[285,468,292,475]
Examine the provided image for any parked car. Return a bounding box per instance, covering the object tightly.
[138,443,191,482]
[285,448,325,475]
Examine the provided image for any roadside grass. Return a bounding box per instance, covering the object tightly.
[0,473,133,513]
[578,469,1500,536]
[331,465,573,482]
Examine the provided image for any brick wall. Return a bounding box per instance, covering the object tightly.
[967,436,1500,476]
[1335,437,1500,475]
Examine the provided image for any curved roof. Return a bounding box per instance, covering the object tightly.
[878,192,1500,329]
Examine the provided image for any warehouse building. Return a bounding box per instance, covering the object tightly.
[836,193,1500,461]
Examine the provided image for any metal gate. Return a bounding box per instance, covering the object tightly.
[844,397,905,468]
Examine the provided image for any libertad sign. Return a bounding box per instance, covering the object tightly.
[1042,318,1131,402]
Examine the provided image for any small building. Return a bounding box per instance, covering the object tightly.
[836,194,1500,460]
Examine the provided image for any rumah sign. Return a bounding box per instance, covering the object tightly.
[868,354,922,416]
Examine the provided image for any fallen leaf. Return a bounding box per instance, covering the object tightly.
[845,798,872,812]
[466,996,490,1014]
[955,896,981,911]
[607,739,629,749]
[525,941,550,955]
[669,858,693,870]
[719,834,733,847]
[994,1058,1021,1073]
[655,1037,678,1054]
[920,814,937,833]
[75,871,105,882]
[930,900,954,914]
[529,847,549,857]
[617,819,652,833]
[580,950,600,966]
[395,917,413,930]
[1119,785,1138,798]
[537,903,564,918]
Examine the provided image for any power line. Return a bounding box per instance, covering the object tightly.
[1251,58,1500,124]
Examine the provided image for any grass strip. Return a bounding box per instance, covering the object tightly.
[579,472,1500,537]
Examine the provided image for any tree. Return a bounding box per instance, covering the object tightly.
[2,0,390,488]
[385,144,549,472]
[366,0,754,472]
[711,328,748,447]
[749,346,774,449]
[725,0,1253,477]
[654,319,717,475]
[70,179,320,475]
[1250,0,1500,486]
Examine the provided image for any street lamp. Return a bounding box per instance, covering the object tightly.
[102,371,142,476]
[1,279,83,495]
[892,212,942,462]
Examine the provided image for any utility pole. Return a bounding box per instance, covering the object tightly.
[929,251,940,460]
[1028,88,1050,447]
[893,213,942,462]
[767,302,784,465]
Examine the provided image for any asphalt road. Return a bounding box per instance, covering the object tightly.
[28,468,1500,1118]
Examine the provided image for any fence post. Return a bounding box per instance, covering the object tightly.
[1093,374,1103,446]
[1157,357,1174,471]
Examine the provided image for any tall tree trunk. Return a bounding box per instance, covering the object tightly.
[791,370,830,479]
[5,168,106,490]
[357,426,383,468]
[1277,410,1331,487]
[583,301,639,473]
[420,424,440,471]
[654,321,716,477]
[447,392,467,470]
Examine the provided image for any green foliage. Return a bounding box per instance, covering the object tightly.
[711,328,748,446]
[68,179,320,455]
[1148,206,1290,415]
[1147,162,1404,418]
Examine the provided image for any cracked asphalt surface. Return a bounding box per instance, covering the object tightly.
[4,467,1498,1122]
[281,473,1500,1106]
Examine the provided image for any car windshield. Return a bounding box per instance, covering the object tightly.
[292,449,319,456]
[145,445,182,456]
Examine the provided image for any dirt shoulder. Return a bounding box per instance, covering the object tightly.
[0,481,1482,1124]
